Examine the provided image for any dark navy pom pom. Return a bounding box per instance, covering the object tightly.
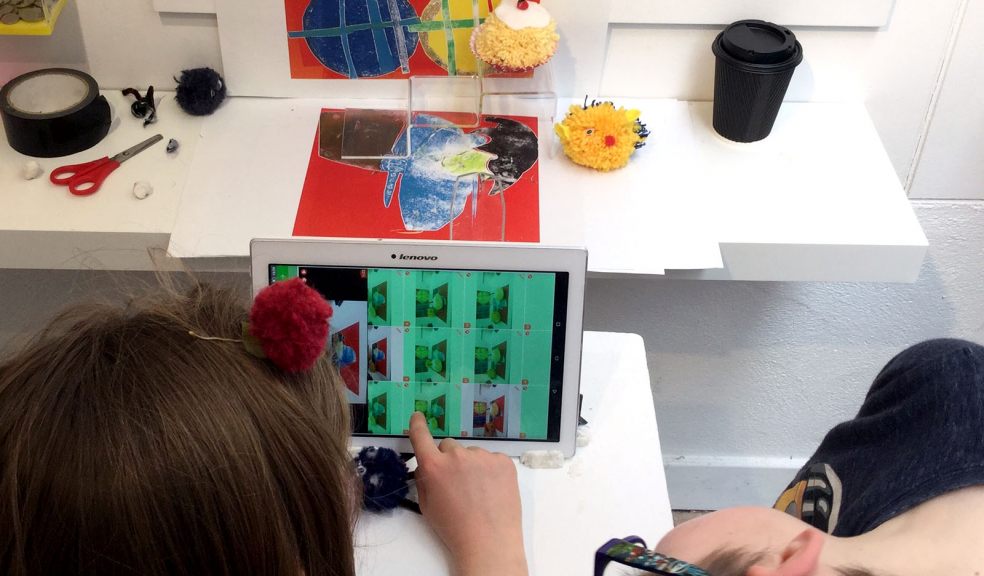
[175,67,227,116]
[355,447,409,512]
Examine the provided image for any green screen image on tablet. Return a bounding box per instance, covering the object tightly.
[269,265,566,442]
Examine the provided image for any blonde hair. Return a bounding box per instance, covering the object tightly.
[698,548,879,576]
[0,282,356,575]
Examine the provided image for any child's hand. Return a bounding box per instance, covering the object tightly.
[409,412,528,576]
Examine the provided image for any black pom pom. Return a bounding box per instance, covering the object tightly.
[355,447,409,512]
[175,67,227,116]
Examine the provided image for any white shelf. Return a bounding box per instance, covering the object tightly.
[164,97,720,275]
[0,91,203,270]
[678,102,926,282]
[0,95,926,281]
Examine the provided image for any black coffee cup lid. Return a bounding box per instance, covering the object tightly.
[717,20,802,67]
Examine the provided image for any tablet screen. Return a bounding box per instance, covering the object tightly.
[269,264,569,442]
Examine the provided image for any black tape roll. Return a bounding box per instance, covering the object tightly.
[0,68,111,158]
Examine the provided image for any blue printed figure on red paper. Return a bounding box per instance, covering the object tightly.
[294,0,421,78]
[293,110,541,243]
[378,115,539,232]
[380,115,490,231]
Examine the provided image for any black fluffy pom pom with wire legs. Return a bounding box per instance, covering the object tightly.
[355,447,411,512]
[174,67,227,116]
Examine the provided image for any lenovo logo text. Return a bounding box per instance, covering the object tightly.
[394,254,438,261]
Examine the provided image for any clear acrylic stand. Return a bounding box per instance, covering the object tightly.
[335,0,558,162]
[479,61,558,124]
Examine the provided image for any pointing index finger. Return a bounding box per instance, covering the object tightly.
[408,411,440,461]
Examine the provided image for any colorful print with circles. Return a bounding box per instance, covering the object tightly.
[285,0,525,79]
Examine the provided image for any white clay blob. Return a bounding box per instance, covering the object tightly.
[576,427,591,448]
[132,181,153,200]
[519,450,565,469]
[21,161,43,180]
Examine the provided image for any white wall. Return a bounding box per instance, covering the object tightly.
[601,0,963,184]
[2,0,984,510]
[593,0,984,507]
[0,0,222,88]
[909,0,984,199]
[0,0,88,80]
[76,0,223,89]
[585,200,984,508]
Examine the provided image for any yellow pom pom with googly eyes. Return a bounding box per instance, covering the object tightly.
[554,100,650,171]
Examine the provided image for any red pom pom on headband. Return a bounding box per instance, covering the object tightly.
[249,278,333,373]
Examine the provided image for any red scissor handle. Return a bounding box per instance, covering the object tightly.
[50,157,121,196]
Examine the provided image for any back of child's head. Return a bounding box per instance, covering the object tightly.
[0,282,356,576]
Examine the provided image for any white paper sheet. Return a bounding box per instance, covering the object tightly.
[168,97,326,259]
[542,98,722,273]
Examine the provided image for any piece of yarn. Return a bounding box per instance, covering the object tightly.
[355,447,410,512]
[249,278,332,373]
[175,67,227,116]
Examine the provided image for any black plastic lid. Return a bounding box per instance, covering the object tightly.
[717,20,801,67]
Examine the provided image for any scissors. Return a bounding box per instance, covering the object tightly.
[50,134,163,196]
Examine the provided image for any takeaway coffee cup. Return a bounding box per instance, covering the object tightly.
[711,20,803,143]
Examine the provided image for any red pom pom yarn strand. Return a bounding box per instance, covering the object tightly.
[249,278,333,373]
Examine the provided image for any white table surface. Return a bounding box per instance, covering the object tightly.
[353,331,673,576]
[0,91,203,270]
[0,90,926,281]
[165,97,926,281]
[166,97,721,275]
[682,102,928,282]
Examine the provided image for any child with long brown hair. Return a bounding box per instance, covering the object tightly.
[0,281,526,576]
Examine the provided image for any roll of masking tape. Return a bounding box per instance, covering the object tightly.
[0,68,111,158]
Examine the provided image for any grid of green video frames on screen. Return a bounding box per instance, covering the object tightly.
[364,269,555,440]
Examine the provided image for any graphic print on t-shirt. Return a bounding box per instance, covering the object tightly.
[775,463,843,534]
